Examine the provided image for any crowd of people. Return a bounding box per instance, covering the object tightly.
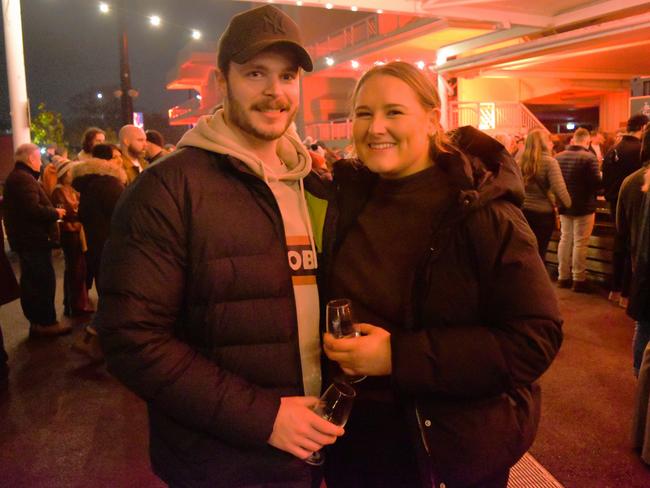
[0,4,649,487]
[0,125,173,361]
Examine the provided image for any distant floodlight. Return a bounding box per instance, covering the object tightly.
[351,60,360,69]
[149,15,161,27]
[191,29,202,40]
[325,57,335,66]
[97,92,103,99]
[415,61,425,70]
[325,2,334,8]
[99,2,110,14]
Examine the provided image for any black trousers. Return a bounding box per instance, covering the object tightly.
[17,248,57,325]
[610,201,632,294]
[523,209,556,261]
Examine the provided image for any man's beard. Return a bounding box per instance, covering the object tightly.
[128,145,144,159]
[226,86,296,141]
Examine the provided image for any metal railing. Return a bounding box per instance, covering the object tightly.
[304,118,352,142]
[307,13,419,60]
[304,101,547,143]
[449,101,547,133]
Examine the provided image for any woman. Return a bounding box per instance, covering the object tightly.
[321,62,563,488]
[51,160,92,316]
[519,129,571,259]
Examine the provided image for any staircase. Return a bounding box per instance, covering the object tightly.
[449,101,548,134]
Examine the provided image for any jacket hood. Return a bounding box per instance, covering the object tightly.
[443,126,524,213]
[72,158,127,191]
[177,109,312,183]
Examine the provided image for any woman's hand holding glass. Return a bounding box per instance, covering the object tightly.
[324,322,392,377]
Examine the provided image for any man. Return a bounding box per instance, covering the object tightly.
[77,127,106,161]
[556,128,602,292]
[3,143,69,336]
[144,129,169,164]
[118,124,148,184]
[96,6,343,487]
[603,114,649,303]
[588,130,606,165]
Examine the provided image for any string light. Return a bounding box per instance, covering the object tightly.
[191,29,202,40]
[149,15,161,27]
[351,6,358,11]
[99,2,110,14]
[325,3,334,9]
[350,60,359,69]
[325,57,335,66]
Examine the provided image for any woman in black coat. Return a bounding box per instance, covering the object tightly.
[321,62,563,488]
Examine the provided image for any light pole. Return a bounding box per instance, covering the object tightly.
[118,0,134,126]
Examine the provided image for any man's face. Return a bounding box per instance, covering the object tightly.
[92,132,105,148]
[125,130,146,159]
[220,47,300,143]
[27,149,42,172]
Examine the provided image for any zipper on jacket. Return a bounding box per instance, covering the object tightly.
[415,405,432,456]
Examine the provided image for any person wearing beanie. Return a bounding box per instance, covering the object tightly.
[94,5,342,487]
[144,129,169,164]
[51,160,92,317]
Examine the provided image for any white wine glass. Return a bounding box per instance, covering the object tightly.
[326,298,366,383]
[304,381,356,466]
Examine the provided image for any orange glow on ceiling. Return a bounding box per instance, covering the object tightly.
[402,27,492,51]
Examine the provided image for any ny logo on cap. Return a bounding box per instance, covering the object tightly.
[263,10,287,35]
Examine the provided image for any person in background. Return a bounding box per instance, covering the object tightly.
[630,165,650,462]
[3,143,68,337]
[95,6,343,487]
[118,125,148,184]
[74,144,127,293]
[556,128,602,293]
[144,129,169,164]
[51,159,92,317]
[589,130,607,166]
[0,212,21,389]
[322,61,562,488]
[603,114,649,306]
[519,128,572,259]
[77,127,106,161]
[617,126,650,373]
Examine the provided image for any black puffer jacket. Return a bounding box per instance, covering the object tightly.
[3,163,59,252]
[95,147,329,487]
[603,135,643,203]
[323,127,563,486]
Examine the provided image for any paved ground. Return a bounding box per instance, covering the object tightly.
[0,251,649,487]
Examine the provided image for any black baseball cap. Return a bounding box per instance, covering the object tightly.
[217,5,313,73]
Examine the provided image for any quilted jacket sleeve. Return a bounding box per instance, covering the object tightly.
[391,200,563,398]
[95,168,280,448]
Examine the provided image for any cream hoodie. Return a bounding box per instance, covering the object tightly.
[178,110,321,397]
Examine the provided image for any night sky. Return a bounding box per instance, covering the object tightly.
[0,0,250,128]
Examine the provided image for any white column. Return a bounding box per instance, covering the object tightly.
[2,0,31,149]
[436,52,449,130]
[437,73,449,130]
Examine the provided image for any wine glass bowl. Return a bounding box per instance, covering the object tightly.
[304,381,356,466]
[326,298,366,383]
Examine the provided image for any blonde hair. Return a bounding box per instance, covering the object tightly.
[519,129,550,184]
[351,61,449,159]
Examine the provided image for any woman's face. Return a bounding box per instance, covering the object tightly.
[352,74,438,179]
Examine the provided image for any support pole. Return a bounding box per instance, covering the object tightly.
[2,0,31,148]
[118,0,133,126]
